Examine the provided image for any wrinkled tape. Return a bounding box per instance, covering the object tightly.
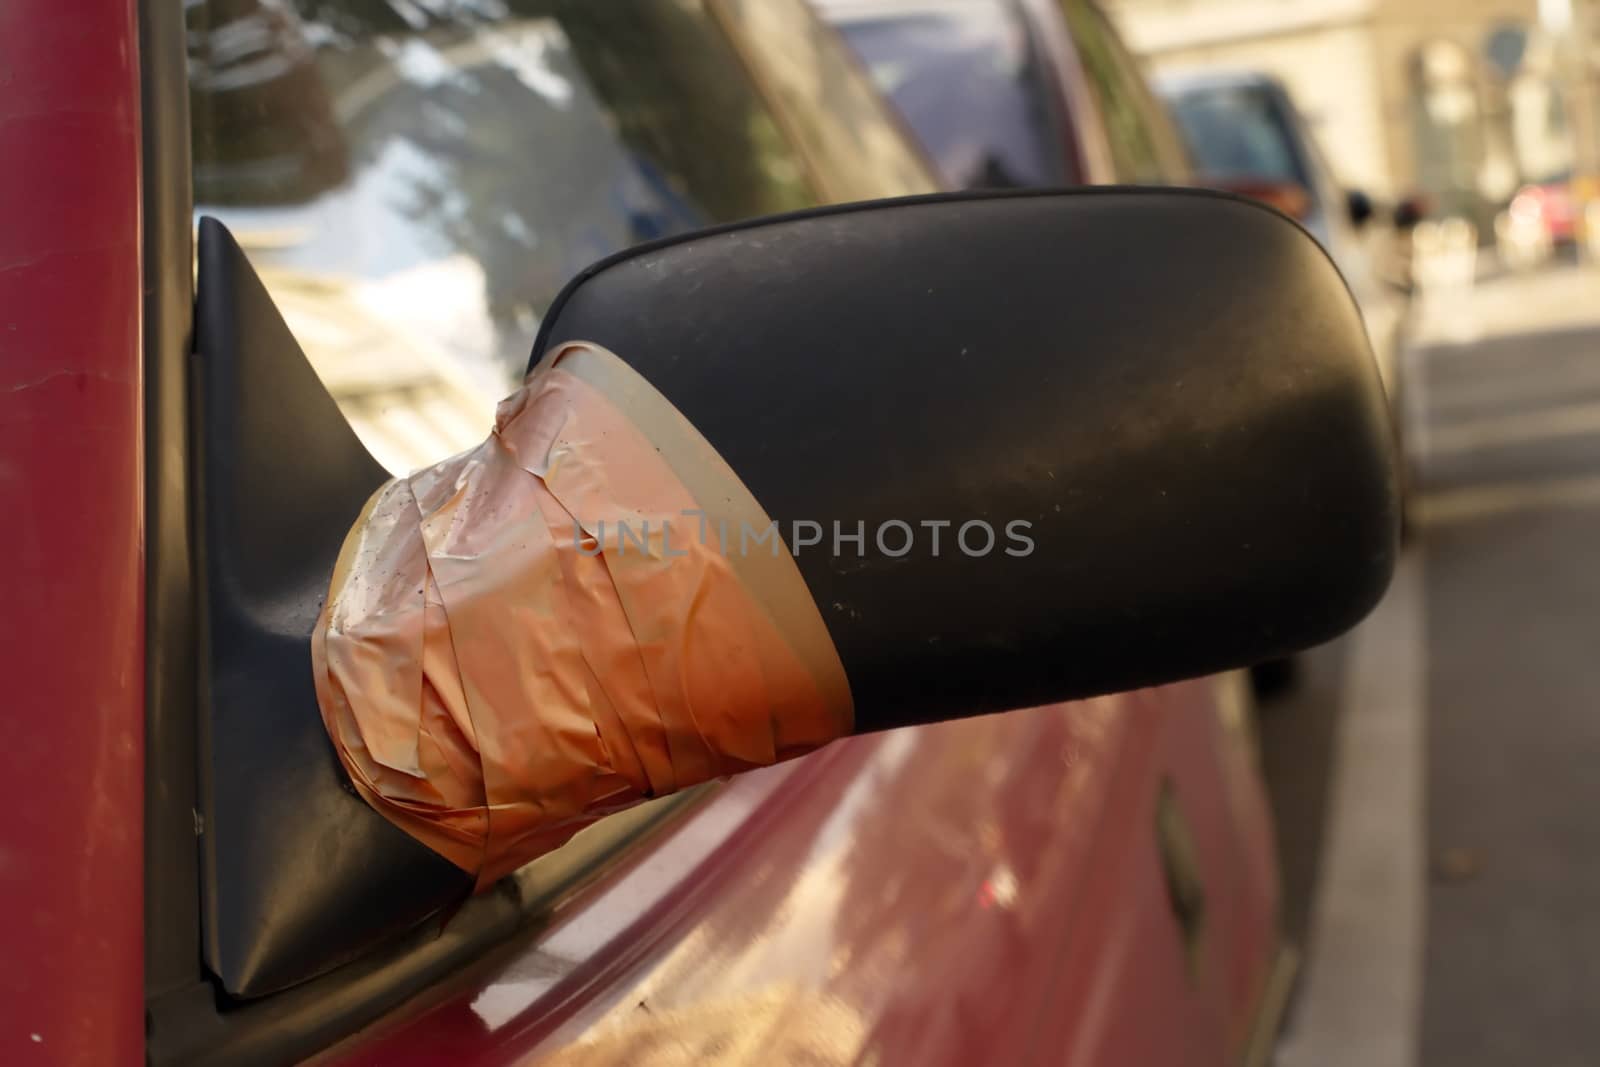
[314,342,852,888]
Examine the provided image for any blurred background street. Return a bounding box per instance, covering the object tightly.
[1261,255,1600,1067]
[1095,2,1600,1060]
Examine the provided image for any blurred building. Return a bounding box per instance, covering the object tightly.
[1111,0,1600,228]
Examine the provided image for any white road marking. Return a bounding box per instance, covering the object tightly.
[1425,398,1600,457]
[1276,550,1426,1067]
[1420,471,1600,526]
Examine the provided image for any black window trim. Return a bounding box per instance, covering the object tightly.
[139,0,202,1007]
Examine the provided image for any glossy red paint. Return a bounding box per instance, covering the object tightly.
[328,683,1275,1066]
[0,1,146,1063]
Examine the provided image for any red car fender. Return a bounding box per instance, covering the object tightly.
[326,685,1276,1066]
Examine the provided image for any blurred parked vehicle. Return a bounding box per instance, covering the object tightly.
[818,0,1192,190]
[1497,174,1600,268]
[1495,187,1553,271]
[1515,176,1582,246]
[1156,71,1408,408]
[3,1,1396,1065]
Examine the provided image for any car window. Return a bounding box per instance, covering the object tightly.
[717,0,942,202]
[1166,84,1311,187]
[820,0,1076,189]
[1059,0,1185,184]
[188,0,817,473]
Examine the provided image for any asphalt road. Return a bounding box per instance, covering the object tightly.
[1266,259,1600,1067]
[1415,261,1600,1067]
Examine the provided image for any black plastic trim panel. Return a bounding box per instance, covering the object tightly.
[190,219,470,998]
[139,0,203,1003]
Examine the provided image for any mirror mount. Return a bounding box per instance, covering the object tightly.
[192,219,470,998]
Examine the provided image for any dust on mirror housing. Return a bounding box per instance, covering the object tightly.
[537,186,1400,732]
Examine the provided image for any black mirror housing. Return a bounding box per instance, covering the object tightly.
[539,188,1399,732]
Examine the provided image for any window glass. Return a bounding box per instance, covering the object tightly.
[188,0,815,472]
[1166,85,1310,187]
[1059,0,1183,184]
[821,0,1075,189]
[717,0,942,201]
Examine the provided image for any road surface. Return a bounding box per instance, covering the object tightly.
[1269,260,1600,1067]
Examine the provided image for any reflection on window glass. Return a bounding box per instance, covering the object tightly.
[717,0,941,202]
[188,0,814,472]
[824,0,1072,189]
[1059,0,1172,184]
[1167,86,1308,187]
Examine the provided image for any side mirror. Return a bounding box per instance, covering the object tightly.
[1197,174,1313,222]
[192,187,1396,996]
[1347,188,1375,229]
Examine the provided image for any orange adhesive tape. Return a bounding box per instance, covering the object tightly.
[313,342,852,888]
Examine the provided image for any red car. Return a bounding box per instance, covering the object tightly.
[1,2,1394,1065]
[1509,174,1599,248]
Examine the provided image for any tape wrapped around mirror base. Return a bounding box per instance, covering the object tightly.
[313,342,853,889]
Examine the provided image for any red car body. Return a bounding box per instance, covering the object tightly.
[328,683,1280,1067]
[1,1,1287,1064]
[1,0,147,1062]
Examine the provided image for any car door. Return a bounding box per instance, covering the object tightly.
[132,4,1282,1067]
